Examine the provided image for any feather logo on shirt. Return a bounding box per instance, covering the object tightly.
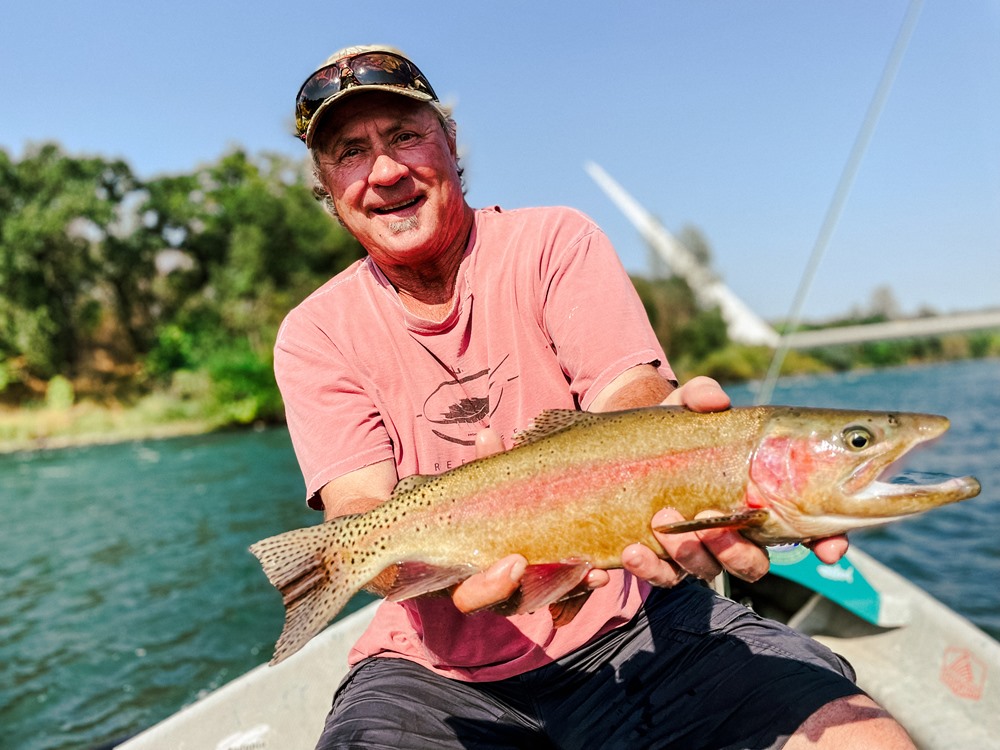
[419,356,517,446]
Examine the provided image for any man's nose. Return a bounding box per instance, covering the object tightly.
[368,153,408,187]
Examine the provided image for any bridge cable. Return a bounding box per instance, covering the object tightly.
[755,0,924,405]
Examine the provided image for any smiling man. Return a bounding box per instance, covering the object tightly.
[310,92,473,318]
[273,45,913,749]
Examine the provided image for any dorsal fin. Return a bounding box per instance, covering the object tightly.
[513,409,601,448]
[390,473,437,500]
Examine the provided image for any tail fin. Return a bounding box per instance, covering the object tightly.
[249,521,363,665]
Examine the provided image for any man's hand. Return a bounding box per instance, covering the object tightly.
[620,376,771,585]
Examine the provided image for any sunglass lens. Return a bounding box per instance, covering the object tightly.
[299,66,342,111]
[347,53,415,86]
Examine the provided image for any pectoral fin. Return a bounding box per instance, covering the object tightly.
[653,508,770,534]
[514,561,593,616]
[382,561,478,602]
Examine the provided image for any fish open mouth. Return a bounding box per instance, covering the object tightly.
[853,472,981,504]
[795,468,981,540]
[844,449,981,517]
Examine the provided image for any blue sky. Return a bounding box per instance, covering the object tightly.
[3,0,998,321]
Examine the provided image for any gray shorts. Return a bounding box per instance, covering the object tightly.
[317,582,862,750]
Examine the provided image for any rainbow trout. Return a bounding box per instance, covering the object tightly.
[250,406,980,663]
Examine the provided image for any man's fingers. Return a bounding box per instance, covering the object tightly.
[475,427,504,459]
[693,511,769,582]
[583,568,611,590]
[451,554,525,614]
[650,508,724,581]
[661,376,731,413]
[644,508,769,584]
[622,543,690,588]
[806,535,850,565]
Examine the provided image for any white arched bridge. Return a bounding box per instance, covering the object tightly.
[586,162,1000,351]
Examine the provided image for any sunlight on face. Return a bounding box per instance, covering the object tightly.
[313,93,470,273]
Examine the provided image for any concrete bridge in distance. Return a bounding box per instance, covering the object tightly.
[780,310,1000,349]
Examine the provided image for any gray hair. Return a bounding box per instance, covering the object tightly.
[310,99,464,224]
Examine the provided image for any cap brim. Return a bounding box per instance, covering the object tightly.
[305,85,436,148]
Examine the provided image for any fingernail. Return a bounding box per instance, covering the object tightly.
[652,508,681,526]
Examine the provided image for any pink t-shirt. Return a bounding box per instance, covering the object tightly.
[274,205,674,681]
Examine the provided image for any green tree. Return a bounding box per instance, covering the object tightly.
[631,226,733,375]
[0,143,142,380]
[674,306,728,363]
[139,149,363,423]
[0,143,363,415]
[631,275,699,355]
[142,149,362,351]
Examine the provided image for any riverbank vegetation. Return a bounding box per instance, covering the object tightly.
[2,143,997,451]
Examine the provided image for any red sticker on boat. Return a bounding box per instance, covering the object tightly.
[940,646,986,701]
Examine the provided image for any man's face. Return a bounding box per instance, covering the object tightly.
[313,93,469,272]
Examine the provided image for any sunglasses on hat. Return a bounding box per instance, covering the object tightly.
[294,51,438,143]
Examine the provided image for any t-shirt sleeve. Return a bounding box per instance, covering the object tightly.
[538,210,674,409]
[274,314,393,508]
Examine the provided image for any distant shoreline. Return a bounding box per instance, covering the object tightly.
[0,415,219,457]
[3,356,994,458]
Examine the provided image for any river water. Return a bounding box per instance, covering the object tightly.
[1,358,998,750]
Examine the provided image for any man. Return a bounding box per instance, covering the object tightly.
[275,44,913,749]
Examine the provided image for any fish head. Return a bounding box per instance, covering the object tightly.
[746,407,981,542]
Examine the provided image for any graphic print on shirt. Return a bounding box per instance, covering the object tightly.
[418,354,517,446]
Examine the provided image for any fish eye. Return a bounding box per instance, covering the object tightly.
[843,426,874,451]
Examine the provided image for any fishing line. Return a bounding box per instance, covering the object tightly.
[755,0,925,405]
